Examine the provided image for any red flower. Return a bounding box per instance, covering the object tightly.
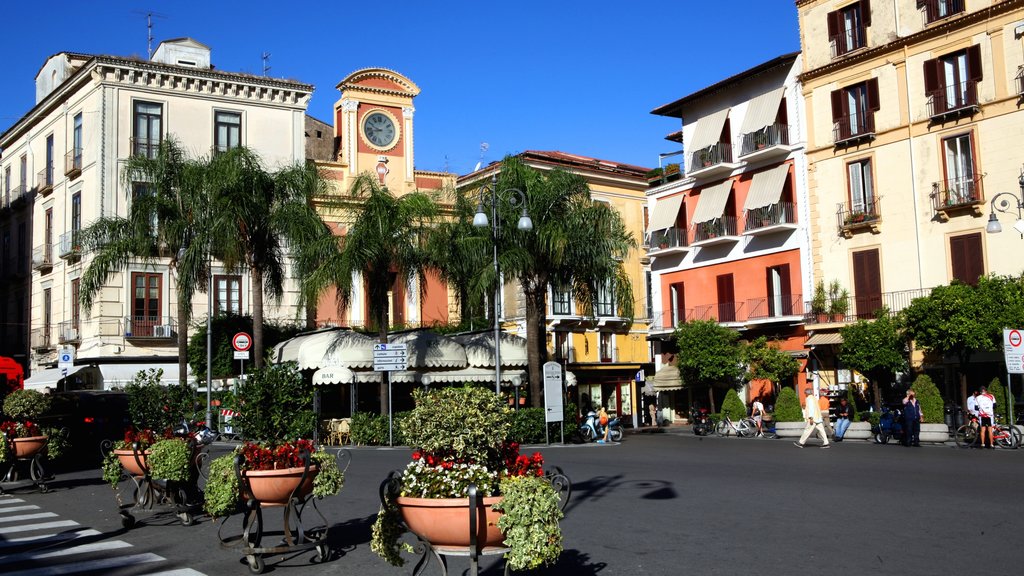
[412,451,422,461]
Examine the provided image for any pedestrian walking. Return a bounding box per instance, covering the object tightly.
[834,397,853,441]
[902,390,922,447]
[795,387,831,448]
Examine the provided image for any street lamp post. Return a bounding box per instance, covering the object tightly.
[474,174,532,396]
[178,237,214,430]
[985,170,1024,237]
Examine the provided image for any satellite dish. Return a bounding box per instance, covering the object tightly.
[474,161,482,172]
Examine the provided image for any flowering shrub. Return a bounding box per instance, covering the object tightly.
[0,420,41,439]
[239,439,316,471]
[400,456,498,499]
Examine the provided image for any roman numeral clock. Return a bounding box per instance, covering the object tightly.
[361,110,399,150]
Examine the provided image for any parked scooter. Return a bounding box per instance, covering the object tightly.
[578,411,624,443]
[872,407,904,444]
[691,407,713,436]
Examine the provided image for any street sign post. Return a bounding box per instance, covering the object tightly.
[232,332,252,360]
[543,361,565,444]
[57,346,74,382]
[372,343,408,446]
[1002,329,1023,425]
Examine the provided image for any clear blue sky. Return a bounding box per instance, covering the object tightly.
[0,1,799,175]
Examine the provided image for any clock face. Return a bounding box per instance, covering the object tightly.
[362,111,397,149]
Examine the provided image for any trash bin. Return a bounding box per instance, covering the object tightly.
[944,404,962,429]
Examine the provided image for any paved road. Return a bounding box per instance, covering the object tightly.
[2,433,1023,575]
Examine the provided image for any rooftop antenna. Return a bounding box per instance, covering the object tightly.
[262,52,272,76]
[473,142,489,172]
[133,10,167,59]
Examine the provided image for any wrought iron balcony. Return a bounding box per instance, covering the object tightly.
[920,0,965,24]
[689,142,733,173]
[58,231,83,260]
[31,326,54,351]
[833,112,875,145]
[37,166,54,195]
[692,216,738,245]
[830,27,866,58]
[124,316,177,340]
[131,138,161,159]
[837,198,881,237]
[31,244,54,271]
[744,202,797,235]
[739,123,790,157]
[64,148,83,178]
[805,287,932,324]
[927,80,979,119]
[931,176,983,220]
[8,185,28,207]
[647,226,689,255]
[57,320,81,344]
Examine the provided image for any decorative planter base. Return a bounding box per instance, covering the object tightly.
[243,466,317,506]
[773,422,805,438]
[919,423,950,444]
[396,495,505,548]
[11,436,48,458]
[840,422,872,441]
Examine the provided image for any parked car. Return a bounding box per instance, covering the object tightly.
[39,390,130,468]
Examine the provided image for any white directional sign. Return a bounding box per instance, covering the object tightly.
[1004,329,1024,374]
[373,343,408,372]
[58,346,74,370]
[543,361,564,423]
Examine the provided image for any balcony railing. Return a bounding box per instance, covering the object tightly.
[837,198,881,234]
[1016,66,1023,97]
[927,80,978,118]
[829,27,866,58]
[744,202,795,232]
[805,287,933,323]
[595,300,616,318]
[931,176,982,212]
[131,137,161,159]
[58,231,83,260]
[648,226,688,252]
[124,316,176,339]
[833,112,875,144]
[31,326,53,351]
[37,166,54,194]
[689,142,733,172]
[746,294,805,320]
[9,184,28,206]
[693,216,737,243]
[57,320,81,344]
[921,0,965,24]
[32,244,54,271]
[739,123,790,156]
[64,148,83,177]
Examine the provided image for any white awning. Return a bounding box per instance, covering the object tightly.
[648,195,685,232]
[99,363,193,388]
[389,330,467,368]
[687,108,731,153]
[451,332,528,368]
[739,87,785,134]
[651,363,682,392]
[272,328,376,370]
[312,366,355,385]
[24,366,87,391]
[806,333,843,347]
[743,164,790,211]
[420,368,527,386]
[690,180,734,224]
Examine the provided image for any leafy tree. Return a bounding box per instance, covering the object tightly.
[424,186,491,327]
[188,314,304,381]
[235,363,315,441]
[743,336,800,390]
[909,374,943,425]
[720,389,746,421]
[471,157,636,408]
[79,138,210,386]
[773,387,804,422]
[839,309,907,407]
[304,173,440,414]
[674,320,745,389]
[206,148,332,368]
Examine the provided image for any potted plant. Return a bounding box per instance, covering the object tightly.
[828,281,849,322]
[1,389,52,460]
[371,386,564,571]
[699,149,713,167]
[811,280,829,323]
[654,231,669,250]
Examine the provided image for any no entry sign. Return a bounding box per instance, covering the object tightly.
[1003,329,1023,374]
[232,332,252,351]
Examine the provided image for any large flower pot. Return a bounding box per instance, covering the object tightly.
[919,423,950,443]
[396,495,505,548]
[841,422,872,441]
[11,436,48,458]
[773,422,805,438]
[243,466,317,506]
[114,448,151,477]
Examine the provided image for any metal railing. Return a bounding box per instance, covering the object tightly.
[931,176,982,211]
[57,320,81,344]
[31,326,53,350]
[689,142,733,172]
[747,294,804,320]
[833,112,875,143]
[744,202,795,232]
[693,216,737,243]
[1017,66,1024,96]
[927,80,978,117]
[64,148,83,176]
[8,185,28,205]
[836,198,881,231]
[648,226,688,251]
[131,137,161,159]
[921,0,965,24]
[58,231,83,259]
[124,316,177,339]
[829,26,866,58]
[805,287,933,323]
[31,244,54,270]
[739,123,790,156]
[37,166,53,193]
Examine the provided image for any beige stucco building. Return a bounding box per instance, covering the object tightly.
[0,38,313,389]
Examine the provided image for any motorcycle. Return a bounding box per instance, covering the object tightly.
[175,418,218,446]
[872,407,904,444]
[691,407,713,436]
[579,410,624,443]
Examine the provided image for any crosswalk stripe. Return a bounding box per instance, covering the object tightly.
[0,505,41,514]
[0,498,27,505]
[0,520,79,535]
[1,552,165,576]
[143,570,208,576]
[0,540,133,563]
[0,529,102,548]
[0,512,58,523]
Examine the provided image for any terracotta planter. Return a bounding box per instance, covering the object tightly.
[11,435,48,458]
[114,448,151,477]
[243,466,318,505]
[397,495,505,548]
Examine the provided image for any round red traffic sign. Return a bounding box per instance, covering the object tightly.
[232,332,252,352]
[1010,330,1022,348]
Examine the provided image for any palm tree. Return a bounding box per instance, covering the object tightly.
[481,156,636,408]
[204,147,332,367]
[423,185,491,327]
[78,137,210,386]
[304,173,440,414]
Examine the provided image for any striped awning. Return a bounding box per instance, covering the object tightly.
[687,108,731,153]
[648,195,685,232]
[806,333,843,347]
[739,87,785,134]
[690,180,733,224]
[743,164,790,211]
[651,363,682,392]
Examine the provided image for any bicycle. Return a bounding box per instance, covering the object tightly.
[715,415,755,438]
[954,414,1021,449]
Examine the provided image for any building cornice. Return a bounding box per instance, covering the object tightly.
[800,0,1024,83]
[335,67,421,99]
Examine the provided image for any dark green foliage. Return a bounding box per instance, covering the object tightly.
[774,387,804,422]
[124,369,194,432]
[2,389,51,421]
[721,389,746,421]
[234,363,315,441]
[839,309,907,387]
[188,314,303,380]
[401,387,510,458]
[845,387,860,422]
[744,336,800,385]
[349,411,411,446]
[910,374,944,424]
[508,408,546,444]
[674,320,744,387]
[987,377,1013,422]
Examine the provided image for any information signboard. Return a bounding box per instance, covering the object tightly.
[1003,329,1023,374]
[373,343,408,372]
[543,361,564,423]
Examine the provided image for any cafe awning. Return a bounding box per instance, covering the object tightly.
[272,328,376,370]
[420,367,528,386]
[312,366,355,385]
[739,87,785,134]
[650,363,683,392]
[23,366,87,391]
[99,363,193,388]
[743,164,790,211]
[690,180,733,224]
[687,108,731,152]
[451,331,528,368]
[648,195,685,232]
[390,330,467,368]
